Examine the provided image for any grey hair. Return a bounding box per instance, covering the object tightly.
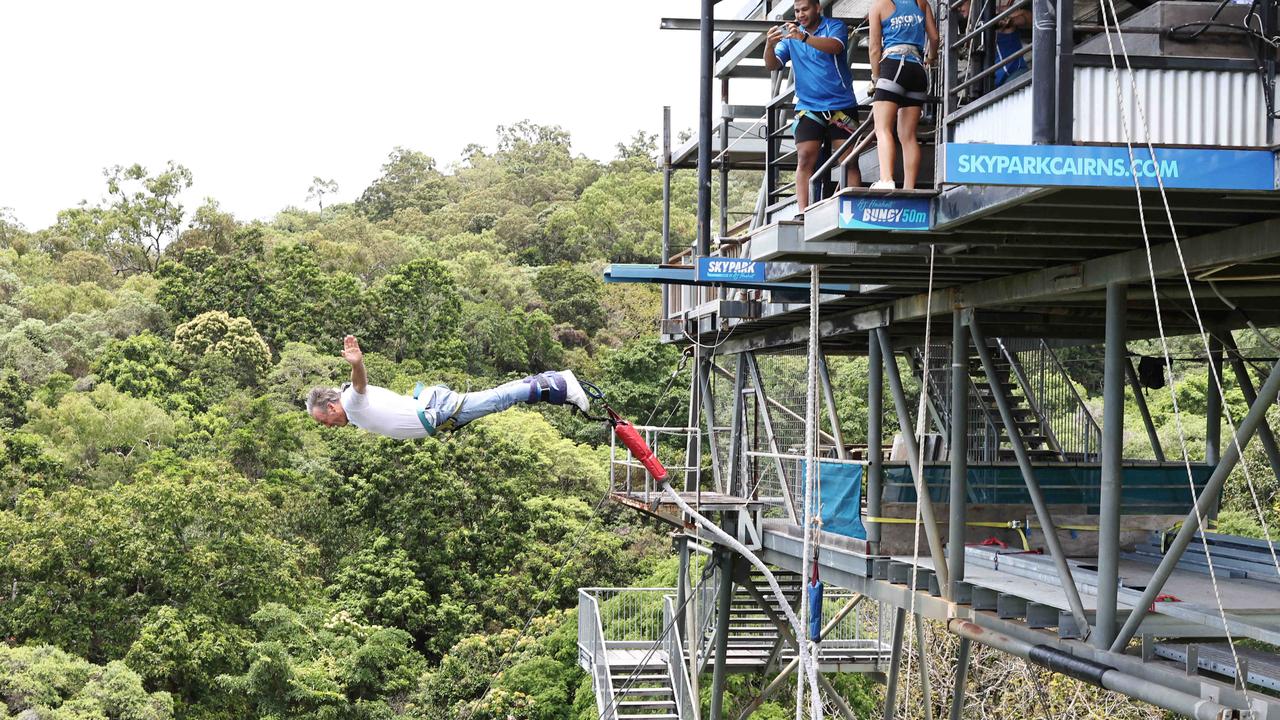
[306,387,342,413]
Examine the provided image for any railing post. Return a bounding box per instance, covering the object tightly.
[1031,0,1056,143]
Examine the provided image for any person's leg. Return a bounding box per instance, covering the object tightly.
[898,106,923,190]
[449,378,532,427]
[833,138,863,188]
[873,100,900,185]
[795,139,820,211]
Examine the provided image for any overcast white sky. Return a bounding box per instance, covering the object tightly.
[1,1,771,230]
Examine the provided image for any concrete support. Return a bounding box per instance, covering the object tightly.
[949,637,972,720]
[877,327,950,589]
[969,315,1091,639]
[867,330,885,550]
[882,607,908,720]
[1096,282,1126,650]
[948,310,968,599]
[709,549,736,720]
[1225,334,1280,481]
[1126,358,1166,462]
[1111,354,1280,652]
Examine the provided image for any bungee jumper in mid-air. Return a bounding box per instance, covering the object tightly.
[306,335,591,438]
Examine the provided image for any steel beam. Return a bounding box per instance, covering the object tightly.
[1225,334,1280,481]
[727,356,748,499]
[948,310,968,600]
[818,350,850,459]
[661,106,672,321]
[700,360,725,493]
[745,352,799,522]
[916,617,935,719]
[1206,336,1224,467]
[882,607,908,720]
[1127,358,1166,462]
[1111,354,1280,652]
[868,330,885,550]
[709,549,736,720]
[969,315,1092,639]
[877,328,950,590]
[949,637,971,720]
[1096,282,1125,650]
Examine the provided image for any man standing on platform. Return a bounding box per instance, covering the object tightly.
[765,0,862,215]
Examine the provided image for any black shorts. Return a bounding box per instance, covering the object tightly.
[873,57,928,107]
[793,106,860,144]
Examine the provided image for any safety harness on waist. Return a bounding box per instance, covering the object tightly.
[412,382,465,435]
[875,45,929,103]
[792,108,858,136]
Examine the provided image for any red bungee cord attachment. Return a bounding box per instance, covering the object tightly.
[607,408,668,483]
[577,378,670,484]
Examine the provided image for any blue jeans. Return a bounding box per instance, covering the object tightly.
[418,378,531,430]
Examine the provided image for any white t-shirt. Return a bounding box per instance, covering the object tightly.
[341,384,429,439]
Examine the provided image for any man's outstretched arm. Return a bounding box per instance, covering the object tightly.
[343,335,368,394]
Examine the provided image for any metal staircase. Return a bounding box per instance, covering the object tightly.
[578,588,692,720]
[969,342,1064,463]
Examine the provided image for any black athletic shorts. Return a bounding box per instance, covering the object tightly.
[793,106,860,144]
[873,57,929,107]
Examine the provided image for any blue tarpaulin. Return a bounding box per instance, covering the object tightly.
[802,461,867,540]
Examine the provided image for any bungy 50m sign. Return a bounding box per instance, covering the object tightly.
[944,143,1276,191]
[839,196,932,231]
[695,257,767,283]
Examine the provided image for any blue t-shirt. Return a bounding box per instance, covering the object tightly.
[774,16,856,112]
[994,31,1027,85]
[881,0,927,62]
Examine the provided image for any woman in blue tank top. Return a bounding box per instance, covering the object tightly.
[868,0,938,190]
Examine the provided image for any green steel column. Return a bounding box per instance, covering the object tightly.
[708,548,736,720]
[1096,282,1126,649]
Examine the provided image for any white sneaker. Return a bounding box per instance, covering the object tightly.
[561,370,590,413]
[870,180,896,190]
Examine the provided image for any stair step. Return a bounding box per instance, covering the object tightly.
[621,687,674,697]
[618,700,679,710]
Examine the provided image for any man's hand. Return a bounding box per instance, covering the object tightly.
[782,21,805,40]
[342,335,364,366]
[766,24,785,45]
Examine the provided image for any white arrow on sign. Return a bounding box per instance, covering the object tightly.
[839,199,855,225]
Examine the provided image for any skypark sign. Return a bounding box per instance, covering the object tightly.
[696,257,766,283]
[944,143,1276,191]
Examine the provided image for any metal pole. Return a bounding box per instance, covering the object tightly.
[1206,336,1224,521]
[882,607,907,720]
[1054,0,1075,143]
[818,350,850,459]
[700,361,725,493]
[868,331,884,550]
[877,327,950,589]
[950,619,1240,720]
[709,549,736,720]
[969,315,1091,639]
[1225,335,1280,480]
[1206,337,1223,467]
[949,637,972,720]
[948,311,968,599]
[1096,282,1126,650]
[916,617,935,719]
[1111,355,1280,652]
[697,0,714,257]
[727,356,748,498]
[719,111,729,240]
[1127,359,1166,462]
[1031,0,1056,143]
[686,352,703,493]
[677,535,691,630]
[661,106,672,326]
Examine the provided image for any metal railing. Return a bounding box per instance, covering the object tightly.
[609,424,702,500]
[577,589,618,720]
[1003,339,1102,461]
[745,451,866,523]
[584,587,674,644]
[663,595,696,719]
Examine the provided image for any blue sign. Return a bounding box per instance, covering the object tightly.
[945,143,1276,191]
[839,196,931,231]
[695,257,767,283]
